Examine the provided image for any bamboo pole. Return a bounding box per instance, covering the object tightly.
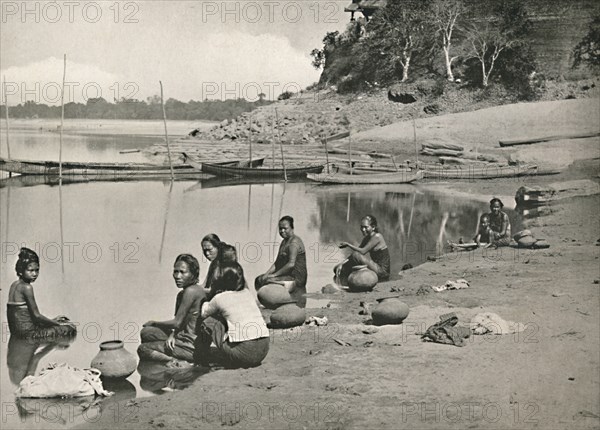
[248,112,253,165]
[247,184,252,230]
[158,181,174,264]
[413,118,418,166]
[59,54,66,179]
[159,81,174,181]
[59,179,65,275]
[323,135,330,173]
[271,116,276,168]
[275,109,287,181]
[3,75,11,161]
[346,192,351,222]
[348,131,353,175]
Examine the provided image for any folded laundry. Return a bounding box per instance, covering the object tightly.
[470,312,526,335]
[431,279,470,292]
[422,314,471,347]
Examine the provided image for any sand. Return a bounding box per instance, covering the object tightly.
[78,98,600,430]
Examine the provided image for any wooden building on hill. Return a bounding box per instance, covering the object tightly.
[344,0,386,21]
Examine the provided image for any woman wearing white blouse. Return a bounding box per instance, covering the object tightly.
[194,262,269,368]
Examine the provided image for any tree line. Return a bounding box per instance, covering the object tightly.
[0,96,272,121]
[311,0,599,97]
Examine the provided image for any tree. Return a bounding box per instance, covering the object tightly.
[464,0,533,88]
[365,0,434,82]
[572,15,600,74]
[464,23,516,87]
[432,0,465,81]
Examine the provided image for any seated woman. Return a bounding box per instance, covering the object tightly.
[488,198,512,247]
[333,214,390,285]
[138,254,205,366]
[7,248,76,340]
[205,243,244,300]
[194,262,270,369]
[200,233,222,296]
[254,215,307,307]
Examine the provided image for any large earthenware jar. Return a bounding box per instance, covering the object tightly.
[91,340,137,379]
[258,284,293,309]
[347,266,378,292]
[269,304,306,329]
[372,298,409,325]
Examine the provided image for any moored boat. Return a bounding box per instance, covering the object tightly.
[421,164,559,180]
[0,157,201,177]
[201,162,325,179]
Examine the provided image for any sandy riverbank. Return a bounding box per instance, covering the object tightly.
[79,99,599,430]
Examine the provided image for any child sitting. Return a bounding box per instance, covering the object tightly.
[474,214,493,248]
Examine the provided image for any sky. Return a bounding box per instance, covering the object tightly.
[0,0,350,104]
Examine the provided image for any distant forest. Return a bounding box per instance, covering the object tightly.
[0,96,273,121]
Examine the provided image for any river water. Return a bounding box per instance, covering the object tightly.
[0,120,522,429]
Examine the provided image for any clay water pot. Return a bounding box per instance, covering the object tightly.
[371,298,409,325]
[258,284,292,309]
[513,230,532,241]
[269,304,306,329]
[516,234,537,248]
[347,266,378,292]
[90,340,137,379]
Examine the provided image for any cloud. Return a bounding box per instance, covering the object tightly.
[1,32,320,105]
[1,57,122,105]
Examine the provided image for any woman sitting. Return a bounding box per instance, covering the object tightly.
[194,262,270,369]
[254,215,307,307]
[7,247,76,340]
[138,254,205,366]
[334,214,390,285]
[488,198,512,247]
[200,233,222,296]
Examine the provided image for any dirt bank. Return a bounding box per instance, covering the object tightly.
[80,100,600,429]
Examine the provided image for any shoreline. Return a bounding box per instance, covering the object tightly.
[76,158,600,429]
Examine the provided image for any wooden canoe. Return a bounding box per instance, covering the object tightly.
[421,164,559,180]
[201,162,325,179]
[306,170,423,184]
[182,153,265,170]
[0,157,201,177]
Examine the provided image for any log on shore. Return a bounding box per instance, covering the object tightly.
[499,131,600,147]
[422,142,464,152]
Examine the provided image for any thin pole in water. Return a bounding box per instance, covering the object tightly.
[275,108,287,181]
[322,134,330,174]
[413,118,419,166]
[271,115,276,168]
[59,54,66,179]
[3,75,11,161]
[348,131,353,175]
[159,81,174,181]
[248,112,253,165]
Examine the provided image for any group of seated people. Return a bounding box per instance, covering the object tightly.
[6,202,509,371]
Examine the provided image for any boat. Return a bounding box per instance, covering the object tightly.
[0,157,202,177]
[329,164,409,175]
[421,164,559,180]
[182,153,265,170]
[1,171,213,188]
[201,162,325,179]
[306,169,423,184]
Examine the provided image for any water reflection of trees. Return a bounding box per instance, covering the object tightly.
[310,190,488,273]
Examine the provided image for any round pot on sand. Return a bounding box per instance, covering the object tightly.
[371,298,409,325]
[347,266,378,292]
[91,340,137,379]
[258,284,292,309]
[269,304,306,329]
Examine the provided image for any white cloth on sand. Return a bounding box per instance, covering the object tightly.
[470,312,526,335]
[431,279,469,292]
